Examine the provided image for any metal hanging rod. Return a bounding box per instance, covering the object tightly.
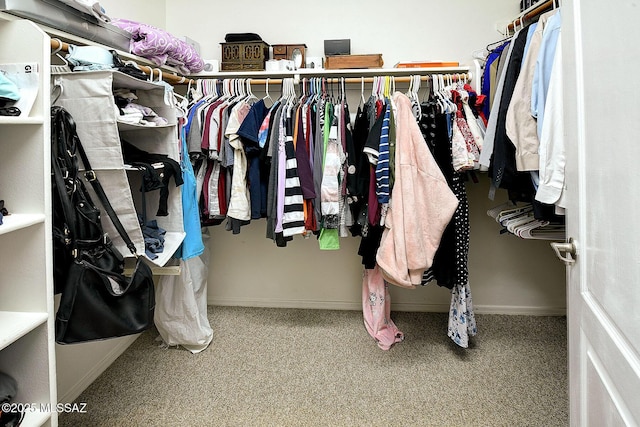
[194,74,472,86]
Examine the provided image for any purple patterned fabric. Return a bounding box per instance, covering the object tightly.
[111,18,204,74]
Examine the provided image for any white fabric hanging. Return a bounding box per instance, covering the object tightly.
[155,231,213,353]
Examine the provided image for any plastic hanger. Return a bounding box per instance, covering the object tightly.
[446,75,458,113]
[413,75,421,103]
[263,77,274,106]
[51,79,63,105]
[51,38,72,74]
[431,75,442,112]
[246,78,257,102]
[440,74,456,114]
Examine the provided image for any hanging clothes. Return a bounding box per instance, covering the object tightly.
[376,92,459,289]
[505,10,558,174]
[418,97,477,348]
[175,113,205,260]
[362,265,404,351]
[489,23,534,193]
[481,41,510,120]
[279,105,306,237]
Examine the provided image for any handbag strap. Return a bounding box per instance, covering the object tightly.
[51,108,78,248]
[54,106,139,256]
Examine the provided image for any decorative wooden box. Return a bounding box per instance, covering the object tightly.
[272,44,307,68]
[324,54,384,70]
[221,41,270,71]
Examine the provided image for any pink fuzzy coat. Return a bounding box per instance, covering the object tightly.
[376,93,459,289]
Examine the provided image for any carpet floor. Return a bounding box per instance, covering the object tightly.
[59,306,568,427]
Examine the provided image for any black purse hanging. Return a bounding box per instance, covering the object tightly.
[52,106,155,344]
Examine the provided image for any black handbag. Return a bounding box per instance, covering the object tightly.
[51,106,155,344]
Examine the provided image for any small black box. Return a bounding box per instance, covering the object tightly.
[324,39,351,56]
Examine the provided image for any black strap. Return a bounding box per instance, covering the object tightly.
[51,119,77,252]
[53,106,138,256]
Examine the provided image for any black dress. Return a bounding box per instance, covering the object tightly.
[418,98,469,290]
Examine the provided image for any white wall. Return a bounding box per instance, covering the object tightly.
[100,0,166,28]
[166,0,519,68]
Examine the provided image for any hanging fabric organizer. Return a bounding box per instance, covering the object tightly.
[52,70,186,267]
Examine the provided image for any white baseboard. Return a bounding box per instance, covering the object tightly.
[472,304,567,316]
[209,296,362,311]
[208,297,567,316]
[58,334,139,403]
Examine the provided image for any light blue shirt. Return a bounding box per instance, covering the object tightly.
[531,10,562,139]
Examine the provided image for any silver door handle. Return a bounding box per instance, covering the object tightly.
[551,238,577,265]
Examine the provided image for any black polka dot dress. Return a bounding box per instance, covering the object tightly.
[418,98,477,347]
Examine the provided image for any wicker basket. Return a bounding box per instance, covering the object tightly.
[221,41,270,71]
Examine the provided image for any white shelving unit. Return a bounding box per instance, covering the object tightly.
[0,18,57,427]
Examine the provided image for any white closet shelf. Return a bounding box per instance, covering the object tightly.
[0,214,45,235]
[0,116,44,125]
[0,311,48,351]
[190,66,471,79]
[124,257,181,276]
[0,11,181,77]
[144,231,186,267]
[21,408,51,427]
[117,121,176,132]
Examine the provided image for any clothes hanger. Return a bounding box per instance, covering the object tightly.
[304,78,315,107]
[431,75,442,112]
[234,78,243,101]
[241,78,249,101]
[51,38,72,74]
[359,76,365,108]
[300,78,307,103]
[439,75,449,113]
[246,78,257,102]
[371,76,377,99]
[441,74,456,114]
[446,75,458,113]
[329,78,335,103]
[51,79,63,105]
[413,75,421,103]
[486,35,512,52]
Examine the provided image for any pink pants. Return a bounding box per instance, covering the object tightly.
[362,265,404,350]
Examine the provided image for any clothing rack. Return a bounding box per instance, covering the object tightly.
[507,0,559,33]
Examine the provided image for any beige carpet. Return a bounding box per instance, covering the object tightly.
[59,306,568,427]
